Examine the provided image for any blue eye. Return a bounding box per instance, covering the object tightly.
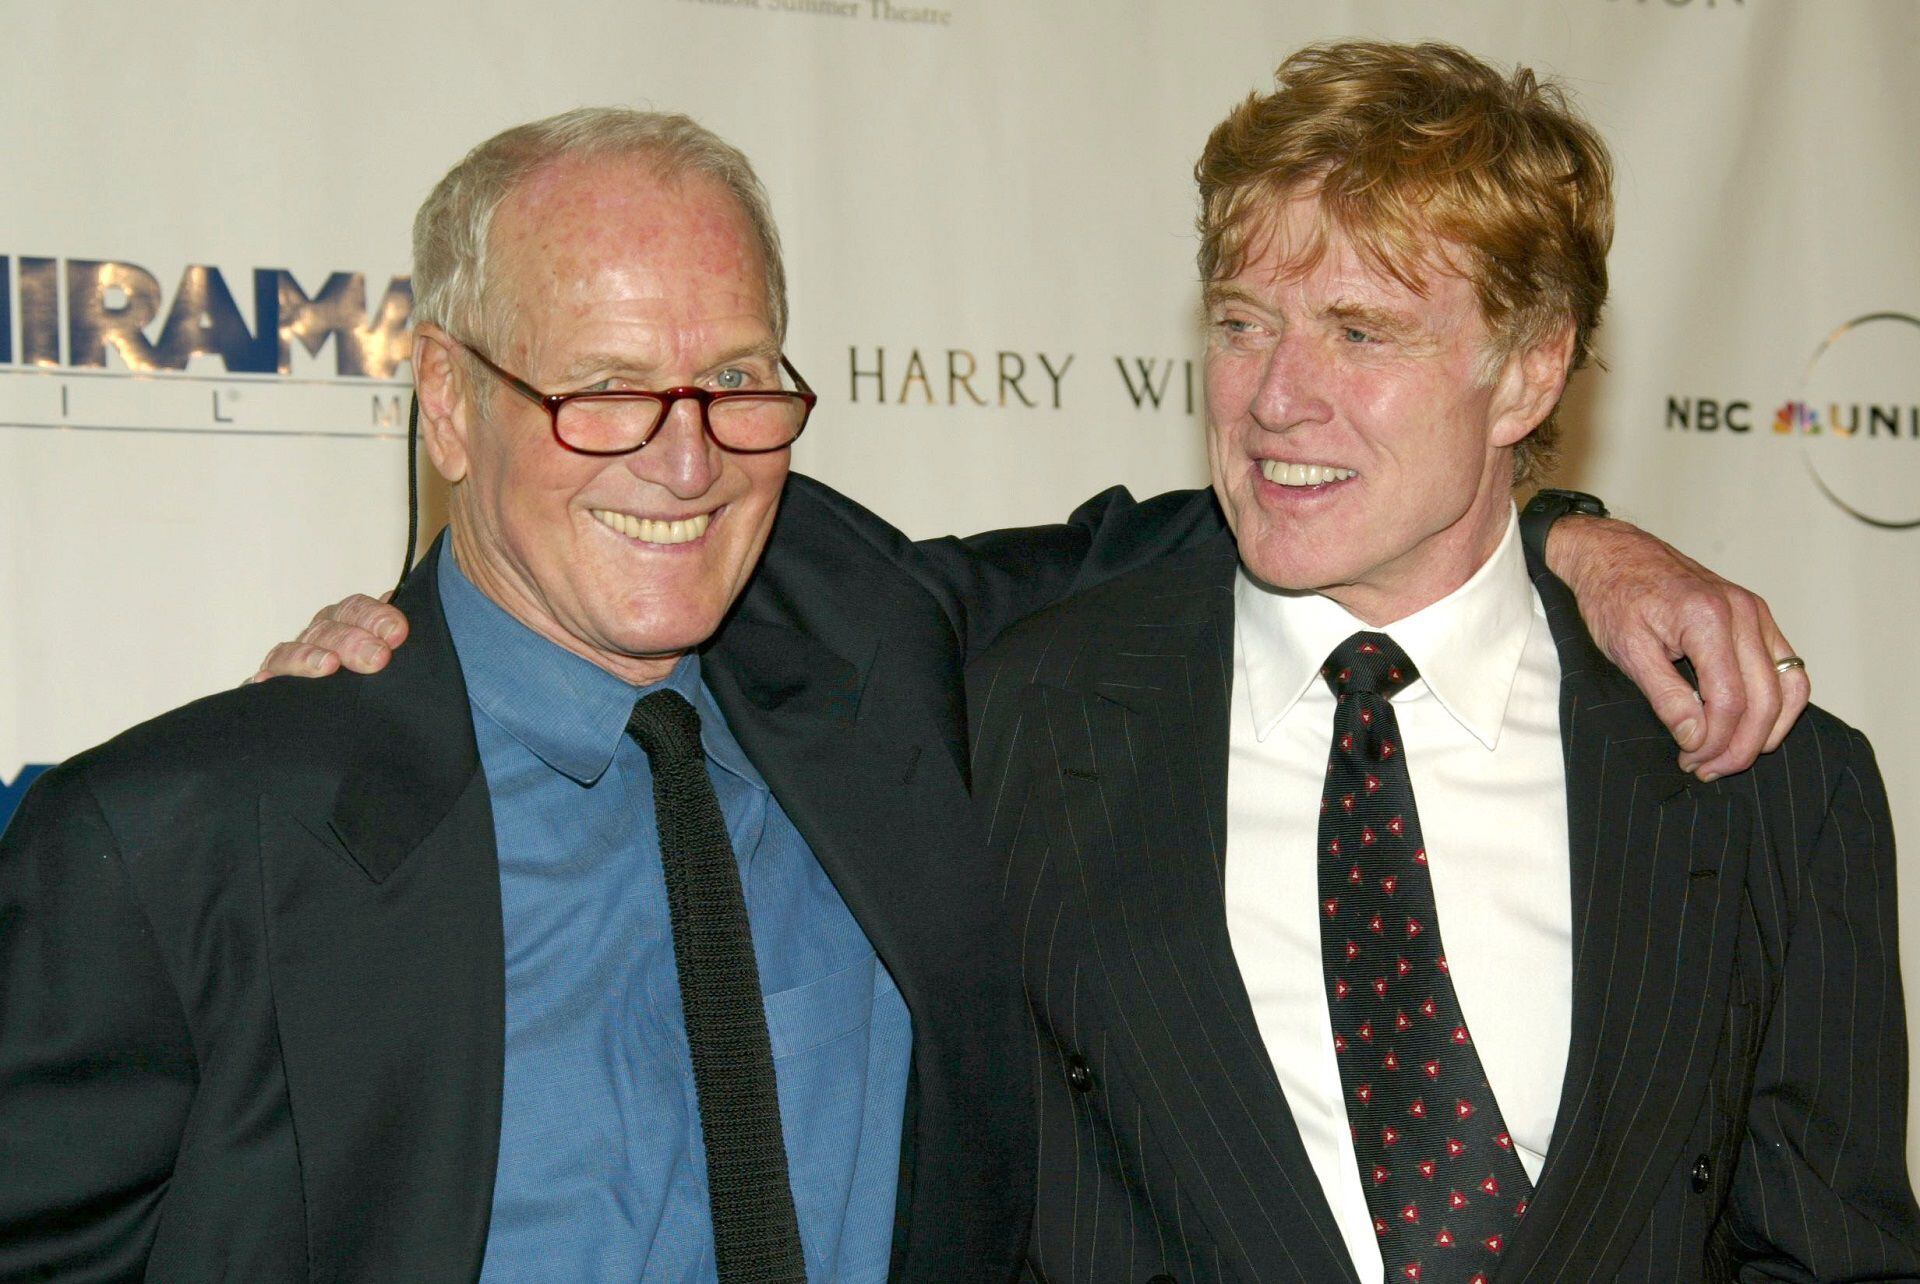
[714,367,752,390]
[1342,327,1375,344]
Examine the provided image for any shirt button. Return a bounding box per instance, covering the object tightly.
[1690,1154,1712,1193]
[1066,1053,1095,1094]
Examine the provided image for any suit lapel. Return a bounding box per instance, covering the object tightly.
[1500,564,1750,1281]
[1049,539,1358,1281]
[263,538,505,1281]
[705,608,1036,1280]
[325,545,486,882]
[701,611,929,975]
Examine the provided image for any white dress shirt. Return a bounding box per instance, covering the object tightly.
[1223,510,1572,1284]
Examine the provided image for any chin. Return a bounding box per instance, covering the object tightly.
[1232,530,1316,591]
[617,618,723,660]
[1242,563,1323,594]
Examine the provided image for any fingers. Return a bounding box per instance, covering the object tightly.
[250,641,344,683]
[1756,600,1811,754]
[1667,593,1742,777]
[290,618,397,675]
[1683,589,1793,781]
[253,593,406,681]
[1556,514,1809,782]
[1697,592,1784,778]
[1612,638,1708,756]
[309,594,409,647]
[1669,589,1809,780]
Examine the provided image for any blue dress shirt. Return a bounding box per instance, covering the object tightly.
[438,553,912,1283]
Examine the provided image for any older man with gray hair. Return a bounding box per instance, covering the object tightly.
[1,107,1063,1283]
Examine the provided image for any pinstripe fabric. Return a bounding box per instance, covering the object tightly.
[968,534,1920,1283]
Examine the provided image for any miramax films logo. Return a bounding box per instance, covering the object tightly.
[0,255,413,441]
[1665,311,1920,530]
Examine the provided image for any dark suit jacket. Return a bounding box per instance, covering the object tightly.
[0,474,1222,1284]
[969,532,1920,1282]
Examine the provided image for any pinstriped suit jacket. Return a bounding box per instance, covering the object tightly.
[968,533,1920,1283]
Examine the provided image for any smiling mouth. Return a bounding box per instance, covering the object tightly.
[589,508,713,545]
[1260,460,1357,488]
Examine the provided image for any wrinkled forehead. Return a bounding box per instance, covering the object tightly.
[483,157,772,349]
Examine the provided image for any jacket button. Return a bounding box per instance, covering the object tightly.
[1690,1154,1712,1193]
[1145,1276,1177,1284]
[1066,1053,1095,1094]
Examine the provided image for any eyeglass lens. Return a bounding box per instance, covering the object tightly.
[557,392,808,453]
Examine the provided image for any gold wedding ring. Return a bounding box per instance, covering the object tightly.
[1773,655,1807,675]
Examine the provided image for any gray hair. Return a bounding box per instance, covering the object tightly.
[411,107,788,357]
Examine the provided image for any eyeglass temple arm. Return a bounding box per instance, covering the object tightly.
[464,344,551,409]
[780,355,814,397]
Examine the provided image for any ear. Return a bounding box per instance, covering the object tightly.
[412,324,474,485]
[1487,322,1576,450]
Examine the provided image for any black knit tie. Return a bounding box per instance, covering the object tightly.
[1316,633,1532,1284]
[627,689,807,1283]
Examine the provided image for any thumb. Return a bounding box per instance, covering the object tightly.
[1614,644,1705,752]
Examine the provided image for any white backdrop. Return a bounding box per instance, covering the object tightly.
[3,0,1917,1170]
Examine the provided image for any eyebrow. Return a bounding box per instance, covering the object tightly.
[554,339,784,385]
[1202,283,1265,312]
[1323,300,1426,342]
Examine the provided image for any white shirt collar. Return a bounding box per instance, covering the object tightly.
[1234,506,1538,751]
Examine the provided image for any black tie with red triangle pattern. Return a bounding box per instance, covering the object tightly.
[1315,632,1532,1284]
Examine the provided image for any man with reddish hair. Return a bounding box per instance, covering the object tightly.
[973,40,1918,1281]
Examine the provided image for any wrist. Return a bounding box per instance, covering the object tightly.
[1522,488,1610,574]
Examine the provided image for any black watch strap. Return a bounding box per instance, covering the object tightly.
[1521,488,1610,569]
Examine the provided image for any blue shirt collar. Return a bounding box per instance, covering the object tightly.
[437,546,766,791]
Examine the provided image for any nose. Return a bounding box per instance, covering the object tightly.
[631,395,722,499]
[1249,331,1333,433]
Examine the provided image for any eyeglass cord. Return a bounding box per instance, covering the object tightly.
[394,391,421,597]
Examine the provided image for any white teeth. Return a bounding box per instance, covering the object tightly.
[1260,460,1357,487]
[590,509,712,544]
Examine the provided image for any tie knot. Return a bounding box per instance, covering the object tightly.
[625,688,704,765]
[1321,632,1417,699]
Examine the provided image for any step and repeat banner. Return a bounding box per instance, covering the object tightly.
[3,0,1916,1157]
